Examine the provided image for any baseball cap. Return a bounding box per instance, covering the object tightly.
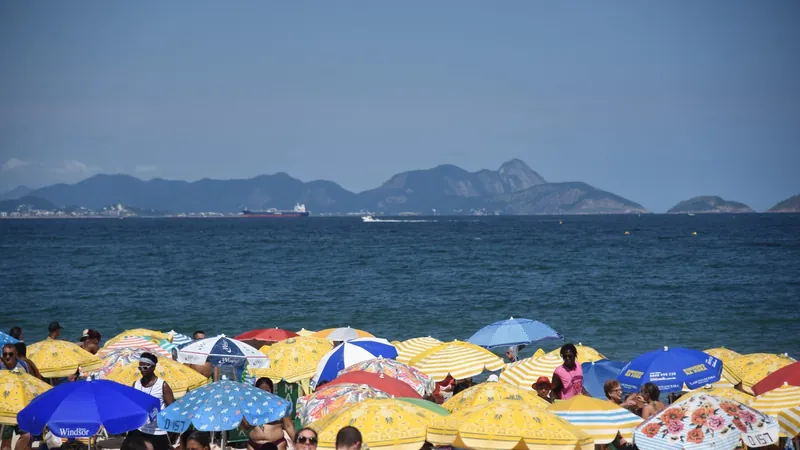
[534,376,552,388]
[48,322,62,333]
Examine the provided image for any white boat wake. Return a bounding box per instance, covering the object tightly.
[361,215,436,223]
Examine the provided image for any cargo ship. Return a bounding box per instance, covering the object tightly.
[241,203,309,218]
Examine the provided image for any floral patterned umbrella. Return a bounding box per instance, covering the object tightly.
[296,382,390,426]
[338,357,435,396]
[634,393,779,450]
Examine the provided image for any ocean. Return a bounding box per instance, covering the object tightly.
[2,214,799,362]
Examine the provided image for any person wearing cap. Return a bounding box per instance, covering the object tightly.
[47,322,62,340]
[123,352,175,450]
[79,329,101,355]
[533,376,553,403]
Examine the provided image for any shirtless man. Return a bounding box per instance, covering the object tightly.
[185,331,212,378]
[244,378,295,450]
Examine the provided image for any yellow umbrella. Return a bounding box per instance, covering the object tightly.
[104,329,172,347]
[547,395,643,444]
[703,347,742,388]
[311,327,374,340]
[443,380,549,412]
[104,357,208,397]
[250,336,333,394]
[533,348,545,358]
[409,341,505,382]
[725,353,795,393]
[428,399,594,450]
[28,339,103,378]
[546,343,606,362]
[395,336,442,364]
[501,353,564,390]
[296,328,316,337]
[0,370,52,425]
[750,384,800,438]
[685,385,753,404]
[309,398,438,450]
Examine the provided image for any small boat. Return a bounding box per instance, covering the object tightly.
[361,215,378,223]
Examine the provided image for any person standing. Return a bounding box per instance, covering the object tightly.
[123,352,175,450]
[242,378,296,450]
[533,376,553,403]
[335,427,361,450]
[79,329,101,355]
[8,327,22,341]
[13,343,41,379]
[47,322,62,340]
[550,343,588,401]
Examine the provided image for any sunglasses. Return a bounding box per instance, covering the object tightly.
[297,436,317,444]
[2,352,14,357]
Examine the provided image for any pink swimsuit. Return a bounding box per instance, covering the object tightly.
[554,363,583,400]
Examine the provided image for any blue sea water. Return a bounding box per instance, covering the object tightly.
[1,214,799,362]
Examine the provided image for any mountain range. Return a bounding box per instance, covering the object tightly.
[2,159,649,215]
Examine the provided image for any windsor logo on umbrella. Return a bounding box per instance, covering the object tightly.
[59,428,92,438]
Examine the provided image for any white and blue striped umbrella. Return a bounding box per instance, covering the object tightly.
[310,338,397,389]
[177,335,269,369]
[467,317,563,349]
[548,395,643,444]
[167,330,193,347]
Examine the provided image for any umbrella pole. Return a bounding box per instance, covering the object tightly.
[221,431,227,450]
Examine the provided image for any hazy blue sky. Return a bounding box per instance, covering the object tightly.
[1,1,798,211]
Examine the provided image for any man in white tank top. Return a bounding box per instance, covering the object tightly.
[122,352,175,450]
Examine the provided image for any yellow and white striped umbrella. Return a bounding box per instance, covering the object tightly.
[296,328,316,337]
[500,353,564,390]
[546,344,606,363]
[104,329,172,347]
[685,385,753,404]
[428,399,594,450]
[409,341,504,382]
[725,353,795,393]
[750,384,800,438]
[548,395,643,444]
[395,337,442,364]
[443,380,549,412]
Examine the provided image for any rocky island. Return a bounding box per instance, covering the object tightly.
[667,196,754,214]
[768,194,800,213]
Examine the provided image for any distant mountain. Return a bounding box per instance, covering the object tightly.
[26,159,646,215]
[768,194,800,213]
[0,185,33,201]
[667,196,754,214]
[0,196,57,213]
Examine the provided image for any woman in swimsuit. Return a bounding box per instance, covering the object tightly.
[637,382,665,420]
[244,378,296,450]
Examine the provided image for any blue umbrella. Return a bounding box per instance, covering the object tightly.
[157,380,291,433]
[167,330,193,348]
[617,346,722,393]
[467,317,563,349]
[177,335,269,368]
[311,338,398,388]
[1,331,19,345]
[17,379,159,438]
[582,359,627,398]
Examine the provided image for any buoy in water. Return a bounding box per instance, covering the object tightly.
[559,220,563,225]
[692,231,697,235]
[624,231,631,235]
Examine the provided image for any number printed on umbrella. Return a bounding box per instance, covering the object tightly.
[745,432,777,447]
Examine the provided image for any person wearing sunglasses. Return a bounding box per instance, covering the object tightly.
[122,352,175,450]
[1,343,29,374]
[295,428,318,449]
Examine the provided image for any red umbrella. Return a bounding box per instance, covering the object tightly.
[752,361,800,396]
[326,371,422,399]
[235,328,299,348]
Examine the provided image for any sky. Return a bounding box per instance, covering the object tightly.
[1,1,798,212]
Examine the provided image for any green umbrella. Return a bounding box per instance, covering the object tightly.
[396,397,450,416]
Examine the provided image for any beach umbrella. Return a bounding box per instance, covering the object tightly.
[703,347,743,389]
[296,328,316,337]
[104,354,208,397]
[249,337,333,392]
[325,371,421,398]
[338,357,435,396]
[467,317,563,349]
[97,336,171,358]
[633,393,778,450]
[749,384,800,438]
[0,370,51,425]
[548,394,643,444]
[394,336,441,364]
[427,399,594,450]
[582,360,627,398]
[546,343,607,362]
[725,353,795,394]
[311,338,397,388]
[17,379,160,438]
[296,383,390,426]
[27,339,103,378]
[104,329,172,347]
[311,327,374,342]
[617,346,722,393]
[752,362,800,396]
[167,330,193,347]
[408,340,504,382]
[156,379,291,433]
[683,385,753,404]
[235,328,299,348]
[177,335,269,368]
[500,353,563,390]
[442,380,549,412]
[395,397,450,416]
[309,398,439,450]
[0,331,19,345]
